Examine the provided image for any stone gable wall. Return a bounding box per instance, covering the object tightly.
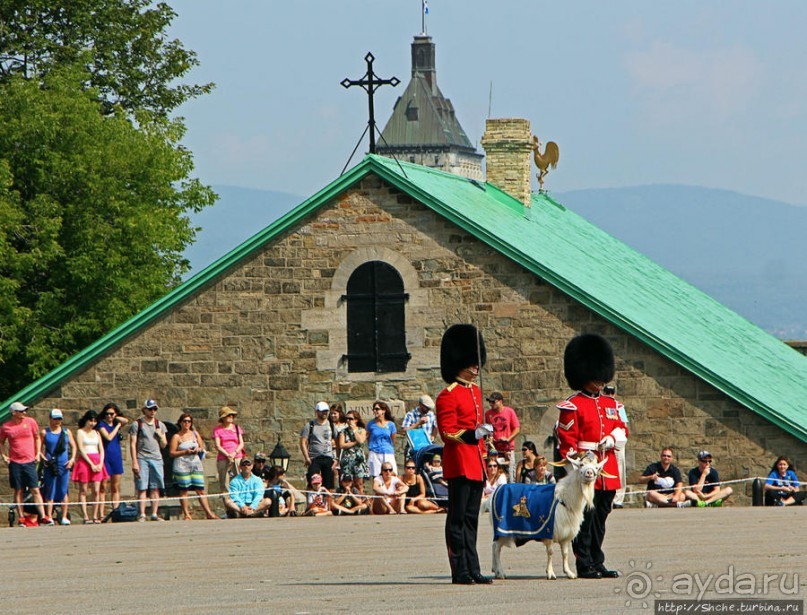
[6,174,804,506]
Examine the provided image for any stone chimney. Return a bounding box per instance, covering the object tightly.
[480,118,533,206]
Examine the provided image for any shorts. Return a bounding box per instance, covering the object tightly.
[134,458,165,491]
[367,452,397,478]
[9,461,39,491]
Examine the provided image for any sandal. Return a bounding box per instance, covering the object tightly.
[93,519,102,524]
[183,514,193,521]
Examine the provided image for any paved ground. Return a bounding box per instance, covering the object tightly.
[0,506,804,614]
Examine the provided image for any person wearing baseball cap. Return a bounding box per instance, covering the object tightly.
[686,451,733,507]
[224,458,271,518]
[41,409,77,525]
[1,402,52,525]
[299,401,337,491]
[402,394,438,461]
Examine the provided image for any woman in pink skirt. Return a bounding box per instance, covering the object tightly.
[72,410,108,523]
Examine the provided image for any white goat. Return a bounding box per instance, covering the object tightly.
[491,454,604,580]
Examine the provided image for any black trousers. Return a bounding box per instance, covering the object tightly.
[573,488,615,571]
[445,476,484,580]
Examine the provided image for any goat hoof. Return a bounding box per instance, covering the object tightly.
[567,573,577,580]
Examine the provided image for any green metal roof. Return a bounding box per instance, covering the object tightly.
[3,155,806,444]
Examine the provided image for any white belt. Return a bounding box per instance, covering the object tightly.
[578,441,598,450]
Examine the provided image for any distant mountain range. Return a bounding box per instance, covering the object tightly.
[184,183,807,340]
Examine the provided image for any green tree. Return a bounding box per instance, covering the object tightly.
[0,67,215,398]
[0,0,212,117]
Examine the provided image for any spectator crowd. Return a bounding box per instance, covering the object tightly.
[0,391,803,526]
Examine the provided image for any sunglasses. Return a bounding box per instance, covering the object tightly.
[487,464,498,468]
[405,466,416,470]
[381,468,393,472]
[180,419,192,423]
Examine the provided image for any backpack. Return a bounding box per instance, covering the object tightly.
[110,502,140,522]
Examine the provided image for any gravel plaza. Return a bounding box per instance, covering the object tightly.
[0,506,803,614]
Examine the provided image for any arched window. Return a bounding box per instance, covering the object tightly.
[343,261,410,373]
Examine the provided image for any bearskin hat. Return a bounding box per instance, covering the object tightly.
[563,333,615,391]
[440,324,486,384]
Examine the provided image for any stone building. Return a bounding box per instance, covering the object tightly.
[376,34,483,180]
[2,118,805,504]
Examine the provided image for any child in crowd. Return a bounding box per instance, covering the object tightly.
[304,473,332,516]
[332,474,369,515]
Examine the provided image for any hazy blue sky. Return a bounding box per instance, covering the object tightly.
[168,1,807,206]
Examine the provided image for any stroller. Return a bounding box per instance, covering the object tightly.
[413,444,448,506]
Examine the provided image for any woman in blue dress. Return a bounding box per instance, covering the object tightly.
[40,409,77,524]
[97,402,129,515]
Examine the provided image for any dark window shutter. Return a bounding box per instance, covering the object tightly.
[344,261,410,373]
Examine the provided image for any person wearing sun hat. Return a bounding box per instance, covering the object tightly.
[213,406,245,493]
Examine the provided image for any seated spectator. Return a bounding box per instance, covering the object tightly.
[534,454,556,485]
[332,474,369,515]
[481,457,508,513]
[304,473,333,516]
[515,441,540,484]
[639,447,691,508]
[400,461,441,514]
[372,463,407,514]
[263,465,297,517]
[224,458,271,518]
[685,451,733,507]
[252,452,268,479]
[764,456,806,506]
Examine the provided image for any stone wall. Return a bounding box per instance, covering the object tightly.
[4,174,804,506]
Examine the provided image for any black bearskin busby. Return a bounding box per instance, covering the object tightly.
[440,324,486,384]
[563,333,615,391]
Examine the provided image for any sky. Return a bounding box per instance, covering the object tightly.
[167,1,807,206]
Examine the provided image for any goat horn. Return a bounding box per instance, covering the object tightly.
[599,471,618,479]
[547,460,568,467]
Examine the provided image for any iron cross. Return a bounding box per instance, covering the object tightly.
[341,52,399,154]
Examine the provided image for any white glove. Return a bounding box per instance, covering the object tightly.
[475,424,494,440]
[597,435,615,451]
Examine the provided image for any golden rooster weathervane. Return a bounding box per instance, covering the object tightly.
[532,135,560,192]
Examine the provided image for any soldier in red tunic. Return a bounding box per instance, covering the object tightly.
[556,334,628,579]
[436,324,493,585]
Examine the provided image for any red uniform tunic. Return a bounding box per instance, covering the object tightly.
[436,381,486,482]
[556,391,628,491]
